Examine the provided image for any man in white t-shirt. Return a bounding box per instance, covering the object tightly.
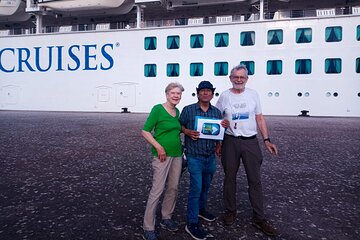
[216,64,279,236]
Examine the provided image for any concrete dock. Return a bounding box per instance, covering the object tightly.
[0,111,359,240]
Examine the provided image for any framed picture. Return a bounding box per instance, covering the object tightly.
[194,116,225,140]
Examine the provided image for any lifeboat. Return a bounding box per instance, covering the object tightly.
[37,0,131,11]
[0,0,22,16]
[0,0,30,22]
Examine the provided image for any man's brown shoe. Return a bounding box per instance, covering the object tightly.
[252,220,278,236]
[223,211,236,226]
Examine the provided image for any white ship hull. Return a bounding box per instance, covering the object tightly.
[0,1,360,117]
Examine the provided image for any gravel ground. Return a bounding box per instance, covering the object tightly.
[0,111,359,240]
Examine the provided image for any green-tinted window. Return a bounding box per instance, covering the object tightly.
[268,29,283,45]
[144,37,157,50]
[296,28,312,43]
[190,34,204,48]
[144,64,157,77]
[325,26,342,42]
[295,59,312,74]
[357,25,360,41]
[167,63,180,77]
[267,60,282,75]
[240,31,255,46]
[240,61,255,75]
[325,58,342,74]
[357,58,360,73]
[167,35,180,49]
[214,62,228,76]
[190,63,203,76]
[215,33,229,47]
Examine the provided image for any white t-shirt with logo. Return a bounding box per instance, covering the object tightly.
[216,88,262,137]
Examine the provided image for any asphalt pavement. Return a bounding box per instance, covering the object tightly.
[0,111,359,240]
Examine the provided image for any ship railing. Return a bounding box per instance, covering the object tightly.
[0,6,357,36]
[2,27,37,36]
[263,7,354,19]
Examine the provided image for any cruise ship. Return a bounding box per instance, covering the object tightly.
[0,0,359,117]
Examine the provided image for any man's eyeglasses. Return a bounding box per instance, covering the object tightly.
[230,75,247,80]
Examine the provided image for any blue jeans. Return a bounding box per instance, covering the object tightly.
[186,154,216,224]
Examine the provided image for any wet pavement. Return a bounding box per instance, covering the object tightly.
[0,111,359,240]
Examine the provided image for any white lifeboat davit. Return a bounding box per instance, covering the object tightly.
[37,0,130,11]
[0,0,22,16]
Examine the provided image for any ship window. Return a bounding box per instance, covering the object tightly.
[240,31,255,46]
[190,63,203,76]
[240,61,255,75]
[167,63,180,77]
[267,60,282,75]
[295,59,312,74]
[215,33,229,47]
[325,58,342,74]
[144,64,157,77]
[296,28,312,43]
[190,34,204,48]
[356,58,360,73]
[167,35,180,49]
[267,30,283,45]
[214,62,228,76]
[357,25,360,41]
[145,37,157,50]
[325,26,342,42]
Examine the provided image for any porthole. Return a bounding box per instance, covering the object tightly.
[304,92,310,97]
[268,92,273,97]
[333,92,338,97]
[274,92,280,97]
[297,92,302,97]
[358,92,360,97]
[192,93,196,97]
[215,93,219,97]
[326,92,331,97]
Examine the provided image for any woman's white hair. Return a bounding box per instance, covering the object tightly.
[165,82,185,93]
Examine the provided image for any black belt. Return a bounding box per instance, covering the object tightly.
[225,134,257,140]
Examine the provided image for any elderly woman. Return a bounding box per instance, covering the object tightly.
[141,82,184,240]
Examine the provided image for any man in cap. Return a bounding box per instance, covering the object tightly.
[179,81,228,240]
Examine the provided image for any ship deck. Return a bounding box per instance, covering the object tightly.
[0,111,359,239]
[2,0,360,36]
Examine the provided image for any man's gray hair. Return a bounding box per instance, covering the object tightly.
[230,64,248,77]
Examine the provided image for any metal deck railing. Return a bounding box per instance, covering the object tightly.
[0,6,359,37]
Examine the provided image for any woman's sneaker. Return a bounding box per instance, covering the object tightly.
[160,219,179,231]
[143,230,158,240]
